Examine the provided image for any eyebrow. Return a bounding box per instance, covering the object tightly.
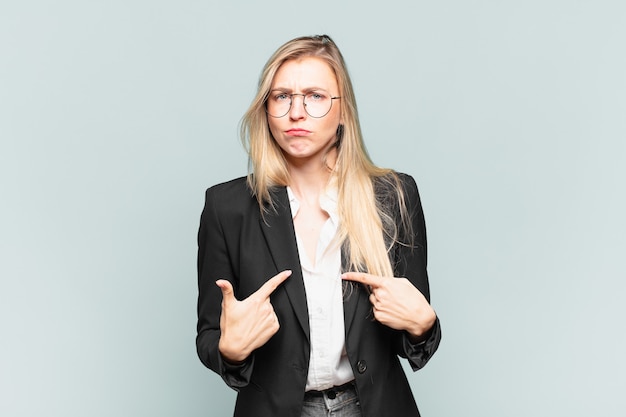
[270,86,329,93]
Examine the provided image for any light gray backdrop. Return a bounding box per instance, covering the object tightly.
[1,1,624,416]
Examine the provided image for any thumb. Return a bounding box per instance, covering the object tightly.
[216,279,236,305]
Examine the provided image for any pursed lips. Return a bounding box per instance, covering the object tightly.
[285,128,311,136]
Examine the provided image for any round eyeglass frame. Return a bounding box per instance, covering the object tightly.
[265,93,341,119]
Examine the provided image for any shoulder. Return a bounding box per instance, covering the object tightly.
[396,172,420,201]
[206,175,248,193]
[373,171,421,203]
[394,171,417,189]
[201,176,259,219]
[395,173,424,217]
[205,176,251,202]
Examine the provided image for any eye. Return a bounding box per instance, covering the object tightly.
[273,92,290,101]
[307,92,326,101]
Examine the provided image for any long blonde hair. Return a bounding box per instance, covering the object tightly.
[241,35,412,277]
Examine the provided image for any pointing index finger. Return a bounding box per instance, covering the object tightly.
[255,270,292,299]
[341,272,384,287]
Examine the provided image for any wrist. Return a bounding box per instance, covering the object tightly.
[219,337,250,364]
[406,310,437,342]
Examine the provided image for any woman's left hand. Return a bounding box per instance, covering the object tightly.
[341,272,437,340]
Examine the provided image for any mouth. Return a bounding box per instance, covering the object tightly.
[285,128,311,136]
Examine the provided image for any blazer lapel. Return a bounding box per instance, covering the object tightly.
[260,187,310,342]
[341,252,365,340]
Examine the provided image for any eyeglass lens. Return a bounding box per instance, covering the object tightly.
[267,92,337,118]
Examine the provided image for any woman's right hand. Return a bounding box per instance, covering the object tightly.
[216,270,292,364]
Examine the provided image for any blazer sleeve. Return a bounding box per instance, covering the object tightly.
[392,173,442,371]
[196,186,254,389]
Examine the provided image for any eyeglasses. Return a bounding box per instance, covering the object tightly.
[266,90,341,118]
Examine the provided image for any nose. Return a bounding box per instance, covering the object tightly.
[289,94,307,120]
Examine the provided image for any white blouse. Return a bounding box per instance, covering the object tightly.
[287,186,355,391]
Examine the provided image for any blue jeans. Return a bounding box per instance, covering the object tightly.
[301,383,362,417]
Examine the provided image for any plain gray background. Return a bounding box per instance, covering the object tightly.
[1,0,625,416]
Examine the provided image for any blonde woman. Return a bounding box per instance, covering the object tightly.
[196,35,441,417]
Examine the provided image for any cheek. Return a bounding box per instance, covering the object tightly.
[328,105,342,128]
[325,112,342,132]
[266,118,282,140]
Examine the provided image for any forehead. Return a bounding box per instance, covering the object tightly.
[271,57,338,91]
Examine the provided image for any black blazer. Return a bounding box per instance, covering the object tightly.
[196,173,441,417]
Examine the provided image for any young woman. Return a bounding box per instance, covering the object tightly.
[196,35,441,417]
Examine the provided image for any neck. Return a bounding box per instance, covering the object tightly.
[286,147,337,199]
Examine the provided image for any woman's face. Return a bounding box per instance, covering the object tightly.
[267,57,342,167]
